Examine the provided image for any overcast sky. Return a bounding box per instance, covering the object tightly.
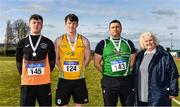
[0,0,180,50]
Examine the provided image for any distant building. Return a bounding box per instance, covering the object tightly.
[170,50,180,58]
[0,43,16,56]
[0,43,4,48]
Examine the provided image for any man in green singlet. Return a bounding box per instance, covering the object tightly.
[94,19,136,106]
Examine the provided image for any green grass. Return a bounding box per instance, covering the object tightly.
[0,56,15,61]
[0,57,180,106]
[0,57,103,106]
[0,58,20,105]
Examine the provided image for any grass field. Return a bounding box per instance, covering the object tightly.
[0,56,180,106]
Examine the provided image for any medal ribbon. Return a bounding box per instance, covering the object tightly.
[110,36,121,52]
[29,35,42,53]
[66,33,78,53]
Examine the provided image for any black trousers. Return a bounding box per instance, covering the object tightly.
[101,75,134,106]
[20,83,52,106]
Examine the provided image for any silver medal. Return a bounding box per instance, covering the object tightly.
[32,52,36,56]
[29,35,42,57]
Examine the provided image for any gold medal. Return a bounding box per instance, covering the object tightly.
[71,51,75,56]
[66,33,78,57]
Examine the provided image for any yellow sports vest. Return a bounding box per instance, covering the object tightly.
[21,55,51,85]
[59,34,85,80]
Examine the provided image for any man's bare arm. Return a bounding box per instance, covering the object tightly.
[94,53,102,72]
[82,37,91,68]
[130,53,136,69]
[54,36,62,71]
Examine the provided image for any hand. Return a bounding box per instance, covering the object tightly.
[82,66,86,72]
[169,95,176,99]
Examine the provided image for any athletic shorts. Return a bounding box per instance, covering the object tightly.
[55,78,89,106]
[101,75,134,106]
[20,83,52,106]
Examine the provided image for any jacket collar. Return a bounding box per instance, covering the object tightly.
[144,48,156,55]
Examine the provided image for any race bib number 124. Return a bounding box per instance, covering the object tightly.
[64,61,79,72]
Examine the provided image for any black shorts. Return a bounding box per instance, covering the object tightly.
[101,75,134,106]
[55,78,88,106]
[20,83,52,106]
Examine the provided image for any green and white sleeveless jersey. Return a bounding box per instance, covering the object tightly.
[102,38,132,77]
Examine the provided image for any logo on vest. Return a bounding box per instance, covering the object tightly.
[57,99,62,105]
[84,98,88,102]
[25,44,30,48]
[60,45,67,48]
[40,43,47,49]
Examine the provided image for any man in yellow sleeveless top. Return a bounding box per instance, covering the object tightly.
[54,14,91,106]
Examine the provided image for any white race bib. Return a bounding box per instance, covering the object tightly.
[111,60,127,72]
[27,63,45,75]
[64,61,79,72]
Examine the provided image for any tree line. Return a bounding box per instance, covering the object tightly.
[0,19,29,56]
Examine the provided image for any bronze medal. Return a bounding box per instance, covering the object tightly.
[116,50,119,54]
[110,36,121,56]
[116,50,121,55]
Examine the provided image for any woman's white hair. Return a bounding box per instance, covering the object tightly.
[139,32,159,50]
